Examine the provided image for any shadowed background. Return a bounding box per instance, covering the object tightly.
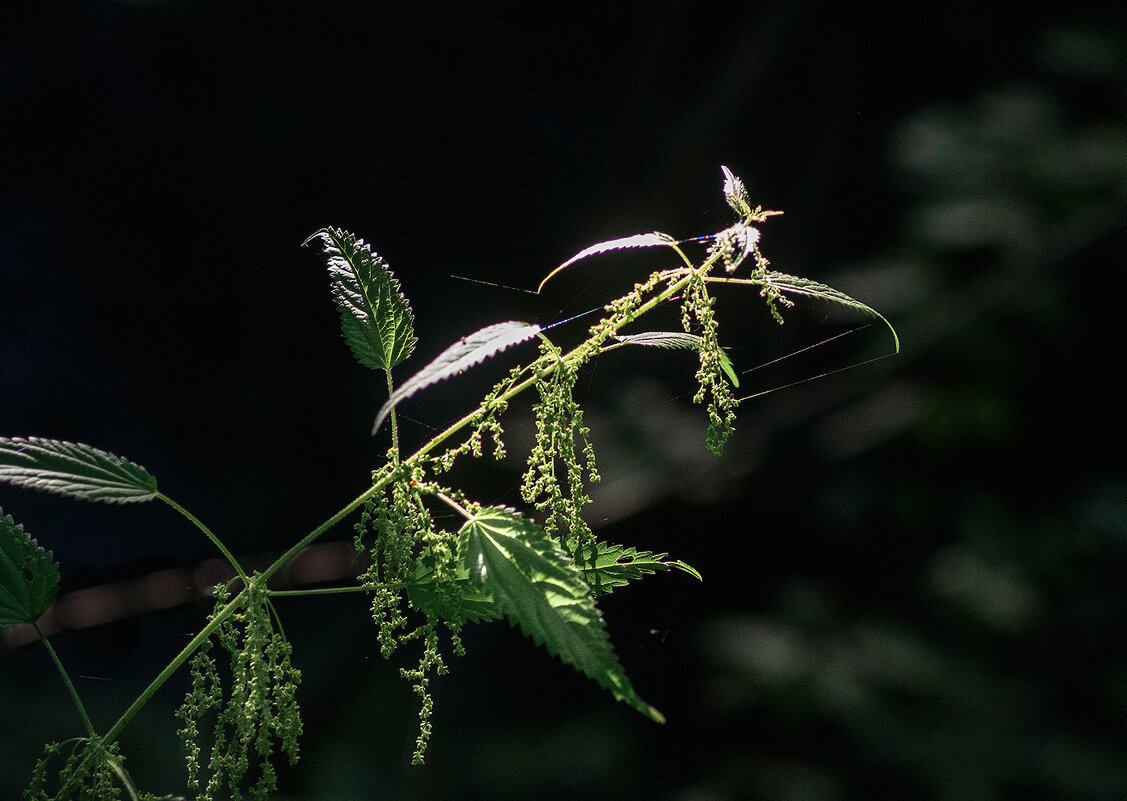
[3,2,1127,799]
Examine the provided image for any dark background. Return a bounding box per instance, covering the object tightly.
[3,2,1127,799]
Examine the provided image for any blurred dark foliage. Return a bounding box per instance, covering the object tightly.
[3,2,1126,800]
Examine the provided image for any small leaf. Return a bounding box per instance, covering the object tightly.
[614,331,704,350]
[755,272,901,353]
[459,506,664,723]
[304,227,418,371]
[373,321,541,433]
[0,437,158,503]
[613,332,739,387]
[721,165,752,218]
[571,541,703,597]
[0,506,60,627]
[537,232,678,293]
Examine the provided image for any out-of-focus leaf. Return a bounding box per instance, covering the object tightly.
[458,506,664,722]
[304,227,417,371]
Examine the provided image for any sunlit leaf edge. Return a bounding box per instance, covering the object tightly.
[0,437,158,504]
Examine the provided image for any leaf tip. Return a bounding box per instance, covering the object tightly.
[300,229,329,248]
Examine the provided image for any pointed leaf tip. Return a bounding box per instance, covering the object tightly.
[720,165,753,218]
[537,232,678,294]
[0,437,157,503]
[307,227,418,371]
[373,321,541,433]
[458,506,662,722]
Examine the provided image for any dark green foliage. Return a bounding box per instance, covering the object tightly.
[520,341,600,555]
[0,506,59,627]
[458,506,664,723]
[0,438,157,504]
[303,227,417,373]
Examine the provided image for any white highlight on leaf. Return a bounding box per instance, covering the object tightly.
[613,331,705,350]
[373,321,541,433]
[537,232,678,293]
[0,437,158,503]
[613,331,739,387]
[756,272,901,353]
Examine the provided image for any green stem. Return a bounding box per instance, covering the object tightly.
[268,585,368,597]
[102,585,247,745]
[159,493,248,583]
[433,491,472,521]
[386,367,400,464]
[259,481,390,583]
[34,623,95,737]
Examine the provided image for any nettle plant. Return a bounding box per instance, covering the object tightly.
[0,168,896,800]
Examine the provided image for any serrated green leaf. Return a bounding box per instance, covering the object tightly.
[613,332,739,387]
[571,541,703,597]
[373,321,540,433]
[458,506,663,723]
[0,506,60,627]
[0,437,158,503]
[614,331,704,350]
[304,227,418,371]
[537,231,678,294]
[754,271,901,353]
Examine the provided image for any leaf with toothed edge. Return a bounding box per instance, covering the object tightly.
[458,505,665,723]
[537,232,679,293]
[752,272,901,353]
[0,507,60,627]
[0,437,158,503]
[373,321,541,433]
[613,331,739,387]
[304,227,418,371]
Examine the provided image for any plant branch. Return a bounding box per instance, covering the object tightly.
[159,493,248,583]
[34,623,95,737]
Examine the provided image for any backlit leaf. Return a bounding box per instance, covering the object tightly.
[754,271,901,352]
[721,165,753,218]
[613,331,739,387]
[304,227,418,371]
[373,321,540,433]
[458,506,664,722]
[537,232,678,293]
[0,437,158,503]
[0,506,60,627]
[571,540,703,597]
